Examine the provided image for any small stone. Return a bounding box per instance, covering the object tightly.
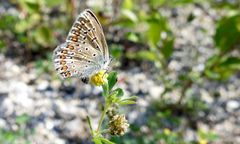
[149,86,164,99]
[54,100,87,120]
[226,100,239,112]
[0,118,7,128]
[37,80,49,91]
[62,119,89,139]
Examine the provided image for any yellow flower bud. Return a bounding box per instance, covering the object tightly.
[199,139,208,144]
[163,128,171,135]
[90,70,108,86]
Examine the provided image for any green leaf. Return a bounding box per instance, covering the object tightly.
[19,0,40,13]
[33,26,55,47]
[121,96,138,101]
[102,83,109,97]
[122,0,134,10]
[86,116,93,134]
[210,0,240,9]
[4,131,16,142]
[121,9,138,23]
[113,88,124,97]
[107,72,118,91]
[205,55,220,68]
[44,0,65,7]
[147,13,170,48]
[93,137,103,144]
[99,137,116,144]
[149,0,166,8]
[0,40,6,52]
[15,20,29,33]
[219,57,240,69]
[160,35,174,59]
[15,114,30,125]
[147,19,162,47]
[214,14,240,52]
[205,56,240,80]
[119,100,136,105]
[0,14,17,30]
[110,44,123,59]
[15,13,41,33]
[126,32,139,42]
[198,130,219,141]
[126,50,158,61]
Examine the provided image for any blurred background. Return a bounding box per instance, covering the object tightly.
[0,0,240,143]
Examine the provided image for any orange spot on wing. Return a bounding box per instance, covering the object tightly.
[67,45,74,50]
[59,55,66,59]
[61,66,68,71]
[72,29,80,36]
[71,36,78,42]
[65,72,71,78]
[61,50,68,54]
[60,60,66,65]
[74,23,81,30]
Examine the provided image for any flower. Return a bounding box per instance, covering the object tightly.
[163,128,171,135]
[90,70,108,86]
[108,114,129,136]
[199,139,208,144]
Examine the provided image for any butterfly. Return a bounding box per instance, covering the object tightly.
[53,9,110,83]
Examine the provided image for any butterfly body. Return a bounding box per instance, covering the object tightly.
[53,9,110,81]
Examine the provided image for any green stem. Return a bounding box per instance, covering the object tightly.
[178,80,193,104]
[96,83,110,133]
[87,115,94,135]
[96,103,109,133]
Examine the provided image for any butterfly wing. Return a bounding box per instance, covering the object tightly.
[66,9,109,61]
[53,9,110,79]
[53,42,105,79]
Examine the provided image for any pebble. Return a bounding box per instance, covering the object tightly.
[61,119,89,139]
[226,100,240,112]
[37,80,50,91]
